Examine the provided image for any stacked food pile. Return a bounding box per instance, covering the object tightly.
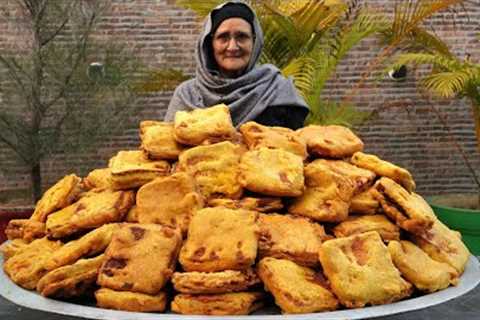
[1,104,471,315]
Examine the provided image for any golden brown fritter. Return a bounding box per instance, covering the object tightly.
[140,120,184,160]
[207,197,283,213]
[239,121,307,159]
[46,189,134,239]
[388,240,458,292]
[37,254,105,298]
[172,268,260,294]
[5,219,46,242]
[171,292,265,315]
[350,187,382,215]
[319,231,413,308]
[296,125,364,158]
[258,213,329,267]
[96,288,167,312]
[179,207,259,272]
[97,223,182,295]
[83,168,113,190]
[333,215,400,242]
[0,239,29,261]
[238,148,304,197]
[124,205,139,223]
[257,257,338,313]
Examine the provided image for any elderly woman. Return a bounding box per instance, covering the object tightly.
[165,1,309,129]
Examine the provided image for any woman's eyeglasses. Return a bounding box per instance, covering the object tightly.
[213,31,254,47]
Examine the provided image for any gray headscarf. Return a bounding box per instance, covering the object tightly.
[164,1,309,126]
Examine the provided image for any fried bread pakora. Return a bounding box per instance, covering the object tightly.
[350,187,382,215]
[176,141,243,200]
[30,174,82,222]
[318,231,413,308]
[238,148,304,197]
[3,237,63,290]
[37,254,105,298]
[333,215,400,242]
[83,168,113,190]
[5,219,46,242]
[207,197,283,213]
[124,205,139,222]
[412,218,470,275]
[172,268,260,294]
[46,189,134,239]
[179,207,259,272]
[136,172,203,234]
[171,292,265,315]
[239,121,307,159]
[98,223,182,295]
[296,125,364,158]
[372,178,434,234]
[351,152,416,192]
[140,120,184,160]
[0,239,28,261]
[388,240,458,292]
[258,213,329,267]
[96,288,167,312]
[257,257,338,313]
[174,104,236,146]
[109,150,170,190]
[43,223,121,271]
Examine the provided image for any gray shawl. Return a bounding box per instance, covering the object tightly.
[164,1,309,126]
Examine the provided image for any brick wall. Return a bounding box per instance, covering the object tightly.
[0,0,479,205]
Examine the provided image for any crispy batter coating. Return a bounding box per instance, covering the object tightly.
[0,239,28,261]
[319,231,412,308]
[124,205,139,222]
[177,141,243,200]
[350,187,382,215]
[46,189,134,239]
[171,292,265,315]
[30,174,82,222]
[173,104,236,146]
[333,215,400,242]
[257,257,338,313]
[172,268,260,294]
[351,152,416,192]
[258,213,329,267]
[239,121,307,159]
[37,254,105,298]
[3,237,63,290]
[83,168,113,190]
[109,150,170,190]
[207,197,283,213]
[140,120,184,160]
[5,219,46,242]
[388,240,458,292]
[136,172,203,234]
[296,125,364,158]
[179,207,259,272]
[96,288,167,312]
[239,148,304,197]
[98,223,182,295]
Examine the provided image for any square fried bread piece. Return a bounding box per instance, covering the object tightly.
[372,177,434,234]
[258,213,329,267]
[140,120,184,160]
[257,257,338,313]
[0,239,28,261]
[319,231,412,308]
[172,268,260,294]
[333,215,400,242]
[46,189,134,239]
[83,168,113,190]
[136,172,203,234]
[239,121,307,159]
[350,187,382,215]
[412,218,470,275]
[30,174,82,222]
[296,125,364,158]
[388,240,458,292]
[96,288,167,312]
[43,223,121,271]
[179,207,259,272]
[174,104,236,146]
[109,150,170,190]
[37,254,105,298]
[5,219,46,242]
[207,197,283,213]
[98,223,182,295]
[177,141,243,199]
[3,237,63,290]
[351,152,416,192]
[238,148,304,197]
[171,292,265,315]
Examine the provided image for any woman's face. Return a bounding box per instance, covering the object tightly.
[212,18,254,78]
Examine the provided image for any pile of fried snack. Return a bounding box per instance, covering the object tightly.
[1,104,471,315]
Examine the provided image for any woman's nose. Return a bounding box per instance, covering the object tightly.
[226,38,240,50]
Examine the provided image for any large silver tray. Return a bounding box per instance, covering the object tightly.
[1,255,479,320]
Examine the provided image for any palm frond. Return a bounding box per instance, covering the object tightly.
[281,56,316,98]
[392,53,464,71]
[305,100,370,127]
[175,0,225,18]
[422,69,479,98]
[403,26,453,57]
